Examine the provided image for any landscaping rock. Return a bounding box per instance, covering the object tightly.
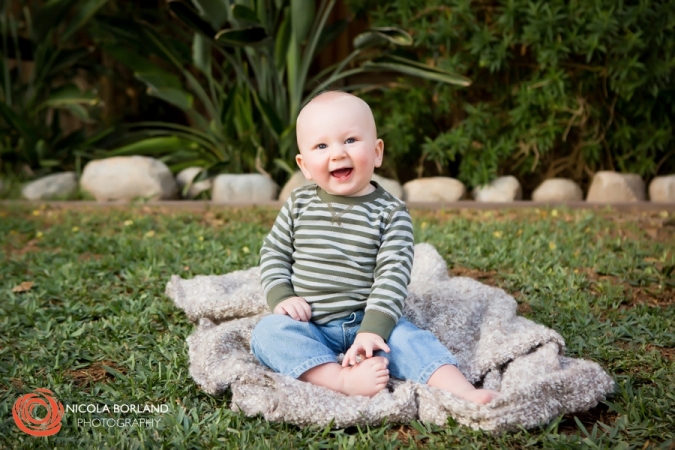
[472,176,522,202]
[402,177,466,202]
[278,171,314,202]
[176,167,212,199]
[80,156,178,201]
[372,174,403,199]
[649,174,675,202]
[531,178,583,202]
[21,172,78,200]
[212,174,277,202]
[586,171,645,202]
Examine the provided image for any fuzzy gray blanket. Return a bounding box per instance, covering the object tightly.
[165,243,614,432]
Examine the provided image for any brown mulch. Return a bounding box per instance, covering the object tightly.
[4,236,40,256]
[601,211,675,243]
[558,403,619,435]
[449,266,500,287]
[614,340,674,371]
[646,344,675,362]
[585,269,675,310]
[78,252,104,261]
[10,378,25,390]
[386,425,422,445]
[65,361,127,388]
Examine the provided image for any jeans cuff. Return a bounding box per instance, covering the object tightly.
[288,355,338,379]
[417,357,458,384]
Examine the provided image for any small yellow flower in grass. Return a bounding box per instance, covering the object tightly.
[198,236,204,241]
[72,226,79,232]
[551,209,558,217]
[573,269,579,274]
[145,230,155,238]
[36,231,43,238]
[421,222,428,229]
[493,231,503,238]
[242,246,250,254]
[32,210,40,216]
[124,220,133,226]
[548,241,557,250]
[517,229,523,236]
[659,210,669,218]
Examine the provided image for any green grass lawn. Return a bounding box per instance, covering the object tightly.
[1,204,673,449]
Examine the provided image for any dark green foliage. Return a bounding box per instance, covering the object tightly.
[99,0,469,188]
[349,0,675,193]
[0,0,111,179]
[0,205,673,447]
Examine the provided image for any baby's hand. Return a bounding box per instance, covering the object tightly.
[343,332,391,367]
[274,297,312,322]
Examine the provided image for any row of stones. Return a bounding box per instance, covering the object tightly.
[11,156,675,203]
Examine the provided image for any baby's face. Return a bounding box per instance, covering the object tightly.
[295,93,383,197]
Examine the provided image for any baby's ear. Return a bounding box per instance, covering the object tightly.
[374,139,384,168]
[295,153,313,180]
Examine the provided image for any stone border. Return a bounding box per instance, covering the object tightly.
[2,200,674,211]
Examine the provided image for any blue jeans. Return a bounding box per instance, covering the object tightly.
[250,310,457,383]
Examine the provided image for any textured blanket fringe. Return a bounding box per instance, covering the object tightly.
[167,243,614,431]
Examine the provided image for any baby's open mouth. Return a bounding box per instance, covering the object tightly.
[330,168,353,179]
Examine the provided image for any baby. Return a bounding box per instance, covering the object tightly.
[251,91,499,403]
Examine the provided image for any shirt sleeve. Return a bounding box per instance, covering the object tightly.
[259,194,298,311]
[359,205,415,341]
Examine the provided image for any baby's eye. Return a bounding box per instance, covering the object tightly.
[345,138,355,144]
[316,143,327,149]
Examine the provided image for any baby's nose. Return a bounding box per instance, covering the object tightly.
[330,145,347,159]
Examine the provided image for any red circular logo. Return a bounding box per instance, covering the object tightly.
[12,388,64,436]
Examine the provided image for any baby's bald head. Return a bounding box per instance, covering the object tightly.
[296,92,378,148]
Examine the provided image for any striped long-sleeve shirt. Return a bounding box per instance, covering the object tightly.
[259,181,415,341]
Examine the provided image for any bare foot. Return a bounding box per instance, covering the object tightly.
[338,356,390,397]
[455,388,501,405]
[427,364,501,404]
[299,357,389,397]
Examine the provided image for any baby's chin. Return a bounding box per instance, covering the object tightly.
[322,181,376,198]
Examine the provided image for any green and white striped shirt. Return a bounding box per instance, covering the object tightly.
[260,181,415,340]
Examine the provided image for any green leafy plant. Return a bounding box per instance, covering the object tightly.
[0,0,111,177]
[349,0,675,192]
[100,0,470,187]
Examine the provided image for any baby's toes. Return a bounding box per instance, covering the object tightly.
[370,356,389,368]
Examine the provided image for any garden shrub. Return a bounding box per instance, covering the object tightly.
[348,0,675,193]
[0,0,108,179]
[99,0,469,188]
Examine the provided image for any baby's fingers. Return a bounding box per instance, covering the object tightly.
[343,347,361,367]
[378,341,391,353]
[342,350,355,367]
[284,304,303,321]
[299,300,312,322]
